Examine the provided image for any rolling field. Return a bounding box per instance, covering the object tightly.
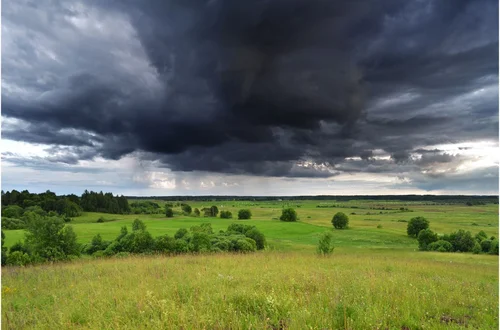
[2,200,499,329]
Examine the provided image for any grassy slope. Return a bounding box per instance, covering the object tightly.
[2,251,498,329]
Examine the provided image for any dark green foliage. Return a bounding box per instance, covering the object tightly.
[480,239,493,253]
[130,201,162,215]
[181,204,192,215]
[80,190,130,214]
[175,228,189,240]
[2,205,24,218]
[245,228,266,250]
[237,209,252,220]
[332,212,349,229]
[165,208,174,217]
[475,230,488,242]
[6,251,31,266]
[96,217,105,223]
[280,208,297,222]
[154,234,176,253]
[448,229,476,252]
[24,216,81,262]
[84,234,111,255]
[1,217,26,230]
[220,210,232,219]
[472,242,482,254]
[417,229,438,251]
[490,239,499,255]
[9,242,30,255]
[132,219,147,231]
[202,206,219,217]
[317,232,334,255]
[190,223,213,235]
[428,240,453,252]
[407,217,429,237]
[193,208,200,216]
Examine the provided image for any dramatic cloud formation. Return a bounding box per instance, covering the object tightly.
[1,0,498,194]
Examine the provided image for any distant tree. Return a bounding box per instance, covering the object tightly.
[448,229,475,252]
[417,229,438,251]
[317,232,334,255]
[238,209,252,220]
[407,217,429,237]
[210,206,219,217]
[132,219,146,231]
[182,204,192,215]
[166,208,174,218]
[475,230,488,242]
[280,208,297,222]
[194,208,200,216]
[220,210,232,219]
[2,205,23,218]
[332,212,349,229]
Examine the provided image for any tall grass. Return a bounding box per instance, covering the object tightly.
[2,251,498,329]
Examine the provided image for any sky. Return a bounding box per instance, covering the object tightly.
[1,0,499,196]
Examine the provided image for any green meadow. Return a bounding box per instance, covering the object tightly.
[2,200,499,329]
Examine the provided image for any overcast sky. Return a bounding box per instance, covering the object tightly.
[1,0,498,196]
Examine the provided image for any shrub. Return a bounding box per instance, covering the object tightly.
[96,217,105,223]
[280,208,297,222]
[238,209,252,220]
[1,231,6,266]
[193,208,200,216]
[132,219,146,231]
[428,240,452,252]
[245,228,266,250]
[220,211,233,219]
[475,230,488,242]
[235,238,256,253]
[332,212,349,229]
[377,224,383,229]
[191,232,211,252]
[2,205,23,219]
[154,235,176,253]
[165,208,174,218]
[181,204,192,215]
[481,239,493,253]
[417,229,438,251]
[1,217,26,230]
[490,239,499,255]
[407,217,429,237]
[6,251,31,266]
[449,229,475,252]
[472,242,482,254]
[174,228,188,240]
[317,232,334,255]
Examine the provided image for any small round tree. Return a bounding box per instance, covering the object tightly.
[332,212,349,229]
[407,217,429,237]
[238,209,252,220]
[417,228,438,251]
[181,204,192,215]
[220,210,232,219]
[193,208,200,216]
[280,208,297,222]
[165,208,174,218]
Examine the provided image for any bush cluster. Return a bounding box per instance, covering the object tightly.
[220,211,233,219]
[415,223,498,255]
[80,220,266,257]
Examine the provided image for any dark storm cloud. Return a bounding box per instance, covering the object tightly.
[1,0,498,178]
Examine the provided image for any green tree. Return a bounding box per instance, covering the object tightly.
[332,212,349,229]
[407,217,429,237]
[449,229,475,252]
[220,210,232,219]
[280,208,297,222]
[24,216,80,261]
[182,204,192,215]
[238,209,252,220]
[210,206,219,217]
[317,232,334,255]
[132,219,146,231]
[166,208,174,218]
[417,229,438,251]
[193,208,200,216]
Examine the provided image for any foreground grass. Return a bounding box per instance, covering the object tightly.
[2,251,498,329]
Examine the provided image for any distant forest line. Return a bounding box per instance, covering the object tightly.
[126,195,498,203]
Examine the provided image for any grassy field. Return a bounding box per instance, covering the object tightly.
[1,200,499,329]
[2,251,498,329]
